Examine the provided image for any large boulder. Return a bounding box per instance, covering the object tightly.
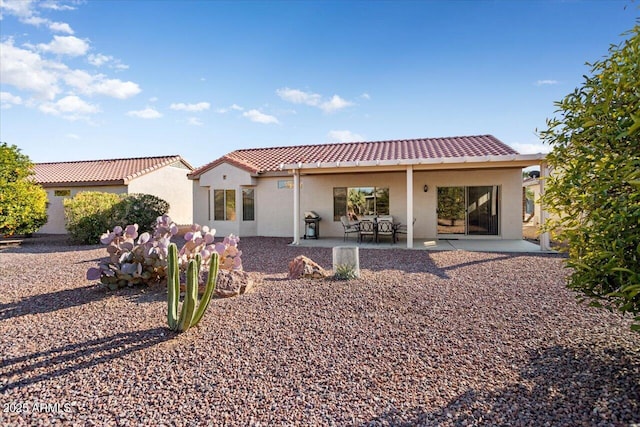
[215,270,257,298]
[288,255,329,280]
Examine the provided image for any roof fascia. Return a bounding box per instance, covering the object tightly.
[280,153,546,173]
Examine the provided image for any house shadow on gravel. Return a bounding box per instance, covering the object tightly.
[0,327,172,393]
[0,285,111,321]
[0,283,163,320]
[365,344,640,426]
[239,237,564,279]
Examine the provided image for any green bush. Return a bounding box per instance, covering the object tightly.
[540,24,640,331]
[110,193,170,234]
[64,192,171,244]
[64,192,121,244]
[0,143,48,236]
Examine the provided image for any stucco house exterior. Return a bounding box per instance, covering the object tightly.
[189,135,546,248]
[34,155,193,234]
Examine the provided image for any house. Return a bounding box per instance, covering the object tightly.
[34,155,193,234]
[189,135,546,248]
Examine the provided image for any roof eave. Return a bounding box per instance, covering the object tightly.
[280,153,546,171]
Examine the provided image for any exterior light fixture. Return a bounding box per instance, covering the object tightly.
[423,185,429,192]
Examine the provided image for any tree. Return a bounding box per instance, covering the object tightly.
[0,143,48,236]
[540,24,640,331]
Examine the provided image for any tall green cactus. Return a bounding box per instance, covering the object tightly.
[167,243,219,332]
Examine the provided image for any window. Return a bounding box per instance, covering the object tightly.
[54,189,71,197]
[278,180,293,189]
[214,189,236,221]
[242,188,255,221]
[333,187,390,221]
[333,188,347,220]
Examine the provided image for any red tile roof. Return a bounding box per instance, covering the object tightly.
[189,135,519,178]
[34,155,193,187]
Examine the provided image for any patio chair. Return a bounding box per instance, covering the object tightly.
[340,216,360,241]
[395,218,416,238]
[358,219,376,243]
[376,219,396,243]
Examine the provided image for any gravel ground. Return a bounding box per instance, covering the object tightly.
[1,236,639,426]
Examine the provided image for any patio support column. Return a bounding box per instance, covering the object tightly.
[539,161,551,251]
[406,165,414,249]
[292,169,300,245]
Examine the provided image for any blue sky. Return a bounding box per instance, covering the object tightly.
[0,1,637,168]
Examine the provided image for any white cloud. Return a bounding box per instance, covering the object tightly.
[320,95,353,113]
[243,109,279,124]
[216,103,244,113]
[22,15,48,26]
[87,53,129,70]
[170,102,210,112]
[48,21,74,34]
[37,35,89,56]
[0,39,61,100]
[62,69,141,99]
[88,53,111,67]
[328,130,363,143]
[1,38,140,105]
[536,80,559,86]
[39,95,100,118]
[277,87,353,113]
[0,91,23,108]
[65,133,80,140]
[276,87,321,106]
[187,117,203,126]
[360,92,371,100]
[0,0,36,17]
[40,1,76,11]
[149,97,158,103]
[510,142,550,154]
[127,107,163,119]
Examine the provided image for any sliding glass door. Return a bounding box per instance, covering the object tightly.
[437,186,500,236]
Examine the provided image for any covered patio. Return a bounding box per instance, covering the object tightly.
[292,236,550,253]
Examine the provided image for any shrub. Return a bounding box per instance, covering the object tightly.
[87,214,243,289]
[64,192,121,244]
[540,24,640,331]
[333,263,358,281]
[0,143,48,236]
[110,193,170,234]
[64,192,170,244]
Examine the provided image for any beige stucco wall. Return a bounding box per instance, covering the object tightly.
[38,185,127,234]
[192,164,524,239]
[127,163,193,225]
[194,162,256,237]
[413,168,523,239]
[256,177,294,237]
[292,168,522,239]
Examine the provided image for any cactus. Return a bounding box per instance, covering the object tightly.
[167,242,219,332]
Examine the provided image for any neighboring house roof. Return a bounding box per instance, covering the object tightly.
[189,135,521,178]
[35,155,193,187]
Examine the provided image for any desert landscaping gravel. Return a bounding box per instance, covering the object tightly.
[1,236,639,426]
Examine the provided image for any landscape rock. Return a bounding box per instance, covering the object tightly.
[288,255,329,279]
[214,269,256,298]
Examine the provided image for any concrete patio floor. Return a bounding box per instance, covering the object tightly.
[293,237,552,253]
